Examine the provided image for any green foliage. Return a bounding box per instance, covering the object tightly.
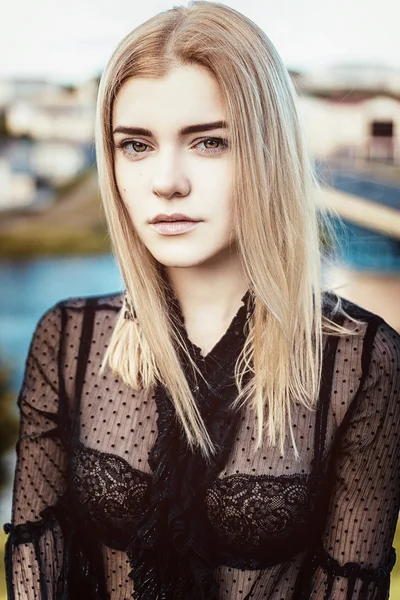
[0,364,18,489]
[0,167,111,259]
[54,167,95,200]
[0,226,110,259]
[0,110,10,138]
[0,530,6,600]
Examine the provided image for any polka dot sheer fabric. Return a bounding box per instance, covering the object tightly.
[4,292,400,599]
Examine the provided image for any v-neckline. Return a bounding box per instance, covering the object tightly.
[170,290,253,375]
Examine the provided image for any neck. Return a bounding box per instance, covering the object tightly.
[165,252,248,355]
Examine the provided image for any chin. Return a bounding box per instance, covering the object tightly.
[150,249,214,269]
[156,257,208,269]
[145,237,234,269]
[149,243,235,270]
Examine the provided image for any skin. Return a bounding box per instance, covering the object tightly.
[113,65,248,354]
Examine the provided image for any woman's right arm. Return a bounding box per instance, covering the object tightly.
[4,304,68,600]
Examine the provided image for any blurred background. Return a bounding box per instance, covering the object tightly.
[1,0,400,597]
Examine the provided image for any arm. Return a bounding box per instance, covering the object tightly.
[4,304,68,600]
[304,319,400,599]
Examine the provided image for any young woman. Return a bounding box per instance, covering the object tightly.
[4,2,400,599]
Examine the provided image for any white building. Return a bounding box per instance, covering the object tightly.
[0,79,57,109]
[0,158,36,210]
[5,81,97,143]
[298,64,400,94]
[295,65,400,164]
[32,141,90,185]
[299,94,400,163]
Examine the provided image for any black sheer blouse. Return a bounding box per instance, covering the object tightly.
[4,291,400,599]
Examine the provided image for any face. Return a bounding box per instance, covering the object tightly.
[112,65,235,270]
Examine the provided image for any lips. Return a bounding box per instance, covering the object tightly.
[149,213,198,224]
[149,213,200,236]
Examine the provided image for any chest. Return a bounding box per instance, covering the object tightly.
[68,384,330,563]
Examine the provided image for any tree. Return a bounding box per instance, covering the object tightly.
[0,363,19,489]
[0,110,10,138]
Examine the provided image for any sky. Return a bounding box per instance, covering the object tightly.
[1,0,400,83]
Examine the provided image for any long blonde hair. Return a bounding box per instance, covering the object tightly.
[96,1,350,458]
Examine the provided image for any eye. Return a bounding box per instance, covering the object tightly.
[123,141,150,154]
[114,139,152,158]
[195,137,229,153]
[202,139,220,150]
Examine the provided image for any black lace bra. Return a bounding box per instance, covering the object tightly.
[71,441,314,565]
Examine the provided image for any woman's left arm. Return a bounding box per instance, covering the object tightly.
[304,319,400,600]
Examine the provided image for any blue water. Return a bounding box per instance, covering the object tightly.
[323,173,400,211]
[332,175,400,211]
[316,162,400,211]
[0,254,123,393]
[317,163,400,269]
[330,217,400,271]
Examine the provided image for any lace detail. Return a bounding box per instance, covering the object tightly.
[205,473,312,549]
[71,442,151,549]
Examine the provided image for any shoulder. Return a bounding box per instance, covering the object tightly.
[32,291,124,344]
[57,290,124,313]
[323,290,399,336]
[39,290,124,320]
[322,294,400,444]
[322,291,386,326]
[324,294,400,391]
[323,290,400,384]
[366,317,400,388]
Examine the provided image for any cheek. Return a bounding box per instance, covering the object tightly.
[115,156,136,189]
[114,164,136,220]
[114,160,126,196]
[213,164,232,202]
[213,176,233,217]
[115,160,147,198]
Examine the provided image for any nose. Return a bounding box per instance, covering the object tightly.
[151,149,191,200]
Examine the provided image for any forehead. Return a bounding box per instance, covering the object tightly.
[112,65,226,131]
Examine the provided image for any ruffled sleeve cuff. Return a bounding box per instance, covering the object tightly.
[4,511,66,600]
[4,502,109,600]
[296,546,396,599]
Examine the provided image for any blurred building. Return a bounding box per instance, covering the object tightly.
[0,79,55,109]
[0,79,97,211]
[5,80,96,142]
[293,64,400,164]
[0,157,36,209]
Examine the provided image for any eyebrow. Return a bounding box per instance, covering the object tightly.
[112,120,228,137]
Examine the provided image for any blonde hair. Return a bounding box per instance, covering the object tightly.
[96,1,352,458]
